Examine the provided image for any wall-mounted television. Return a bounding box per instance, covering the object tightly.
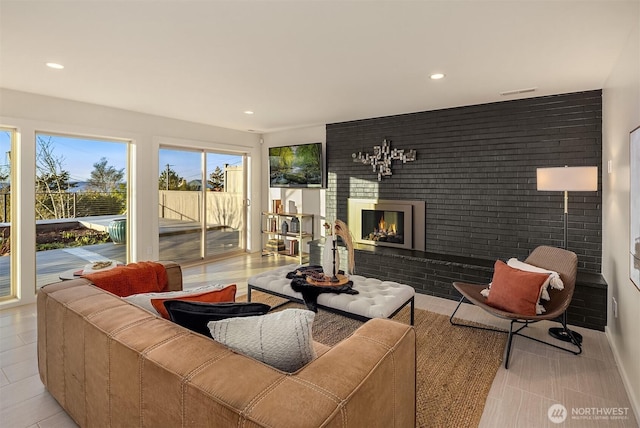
[269,142,324,188]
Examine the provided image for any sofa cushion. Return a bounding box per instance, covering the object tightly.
[164,301,271,337]
[208,308,317,372]
[486,260,550,316]
[150,284,237,319]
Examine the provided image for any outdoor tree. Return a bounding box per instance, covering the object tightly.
[158,166,184,190]
[35,136,76,219]
[87,157,124,192]
[81,157,126,216]
[208,166,224,191]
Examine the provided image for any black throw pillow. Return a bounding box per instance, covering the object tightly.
[163,300,271,337]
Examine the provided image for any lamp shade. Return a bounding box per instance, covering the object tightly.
[536,166,598,191]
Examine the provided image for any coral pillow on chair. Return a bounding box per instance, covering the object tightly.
[486,261,550,316]
[151,284,236,319]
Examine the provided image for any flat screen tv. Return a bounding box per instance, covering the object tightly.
[269,142,324,188]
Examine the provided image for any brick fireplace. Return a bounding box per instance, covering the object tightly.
[317,90,607,331]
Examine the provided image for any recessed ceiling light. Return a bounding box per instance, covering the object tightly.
[46,62,64,70]
[429,73,445,80]
[244,110,254,115]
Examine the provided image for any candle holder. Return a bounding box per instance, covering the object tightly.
[331,238,339,282]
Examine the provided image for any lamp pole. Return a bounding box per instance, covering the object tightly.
[563,190,569,250]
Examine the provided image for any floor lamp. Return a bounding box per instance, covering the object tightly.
[536,166,598,343]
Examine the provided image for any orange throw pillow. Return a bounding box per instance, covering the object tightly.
[486,261,549,316]
[151,284,237,319]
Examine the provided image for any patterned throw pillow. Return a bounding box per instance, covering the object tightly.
[208,309,317,372]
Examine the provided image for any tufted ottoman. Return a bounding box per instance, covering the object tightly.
[248,264,415,325]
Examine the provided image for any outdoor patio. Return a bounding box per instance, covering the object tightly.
[0,216,241,296]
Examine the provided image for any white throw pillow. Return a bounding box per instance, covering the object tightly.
[123,284,226,316]
[208,309,317,372]
[481,258,561,315]
[506,258,564,291]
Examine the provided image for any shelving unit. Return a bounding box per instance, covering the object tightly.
[261,212,314,264]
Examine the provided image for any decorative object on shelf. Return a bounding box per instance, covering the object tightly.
[536,165,598,345]
[352,138,416,181]
[289,239,299,256]
[281,220,289,234]
[266,239,285,251]
[290,216,300,233]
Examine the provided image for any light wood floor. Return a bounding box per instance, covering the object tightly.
[1,253,637,427]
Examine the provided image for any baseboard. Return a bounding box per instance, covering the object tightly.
[605,326,640,423]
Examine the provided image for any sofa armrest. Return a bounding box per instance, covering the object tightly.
[245,318,416,427]
[158,261,182,291]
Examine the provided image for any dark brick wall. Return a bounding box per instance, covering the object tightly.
[326,90,602,272]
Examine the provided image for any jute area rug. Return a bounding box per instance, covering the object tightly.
[243,292,507,428]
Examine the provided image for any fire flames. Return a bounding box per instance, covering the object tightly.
[376,217,396,236]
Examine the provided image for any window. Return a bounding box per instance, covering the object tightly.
[34,133,128,288]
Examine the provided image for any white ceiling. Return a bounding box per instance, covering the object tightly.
[0,1,637,133]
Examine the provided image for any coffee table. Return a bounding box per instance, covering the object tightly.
[248,264,415,325]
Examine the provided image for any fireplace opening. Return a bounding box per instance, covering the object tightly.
[362,209,404,245]
[348,198,425,251]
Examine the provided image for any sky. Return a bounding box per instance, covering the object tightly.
[0,131,242,183]
[159,148,242,184]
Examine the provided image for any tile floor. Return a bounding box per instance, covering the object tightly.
[0,253,637,427]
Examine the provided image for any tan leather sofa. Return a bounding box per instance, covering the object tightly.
[37,261,416,427]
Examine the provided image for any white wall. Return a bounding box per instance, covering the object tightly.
[602,12,640,418]
[261,125,327,239]
[0,88,261,308]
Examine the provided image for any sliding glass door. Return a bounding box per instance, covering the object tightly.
[158,148,203,263]
[158,148,245,264]
[205,152,245,257]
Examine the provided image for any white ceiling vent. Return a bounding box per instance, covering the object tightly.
[499,87,537,96]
